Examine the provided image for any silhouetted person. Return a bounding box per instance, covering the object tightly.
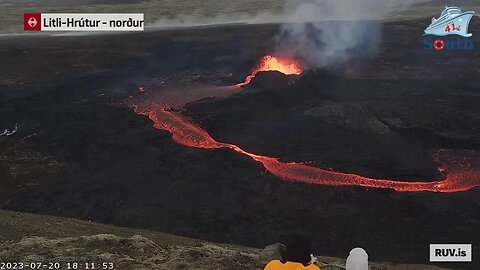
[346,247,368,270]
[264,238,320,270]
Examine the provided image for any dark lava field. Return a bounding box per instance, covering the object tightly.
[0,19,479,268]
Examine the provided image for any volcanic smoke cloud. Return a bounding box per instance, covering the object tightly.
[277,0,426,67]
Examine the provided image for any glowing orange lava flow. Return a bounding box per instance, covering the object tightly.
[135,107,480,193]
[236,55,303,87]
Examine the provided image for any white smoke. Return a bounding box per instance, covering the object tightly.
[277,0,428,68]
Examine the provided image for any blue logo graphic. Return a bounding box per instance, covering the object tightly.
[423,6,475,51]
[424,6,475,37]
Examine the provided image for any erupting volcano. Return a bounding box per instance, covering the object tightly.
[132,54,480,194]
[236,55,303,87]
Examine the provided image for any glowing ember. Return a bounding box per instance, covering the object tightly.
[236,55,303,87]
[134,106,480,193]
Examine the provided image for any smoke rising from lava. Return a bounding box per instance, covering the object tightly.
[149,0,428,67]
[277,0,427,67]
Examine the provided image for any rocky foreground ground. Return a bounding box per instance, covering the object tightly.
[0,210,451,270]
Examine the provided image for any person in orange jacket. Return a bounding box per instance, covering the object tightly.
[264,239,320,270]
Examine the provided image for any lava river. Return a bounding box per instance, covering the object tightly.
[132,55,480,193]
[133,106,480,193]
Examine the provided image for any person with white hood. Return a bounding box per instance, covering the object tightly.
[346,247,368,270]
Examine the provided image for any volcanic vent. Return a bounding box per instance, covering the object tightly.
[236,55,303,87]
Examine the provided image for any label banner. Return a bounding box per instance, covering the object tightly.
[24,13,144,31]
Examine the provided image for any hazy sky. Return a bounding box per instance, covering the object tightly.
[0,0,478,33]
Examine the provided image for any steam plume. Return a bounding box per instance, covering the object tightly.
[277,0,428,67]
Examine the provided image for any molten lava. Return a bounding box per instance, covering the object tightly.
[134,106,480,193]
[131,54,480,193]
[236,55,303,87]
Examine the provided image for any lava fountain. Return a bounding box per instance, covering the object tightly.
[236,55,303,87]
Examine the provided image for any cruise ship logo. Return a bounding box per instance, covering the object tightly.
[423,6,475,51]
[424,6,475,37]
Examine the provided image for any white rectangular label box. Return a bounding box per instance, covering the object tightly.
[429,244,472,262]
